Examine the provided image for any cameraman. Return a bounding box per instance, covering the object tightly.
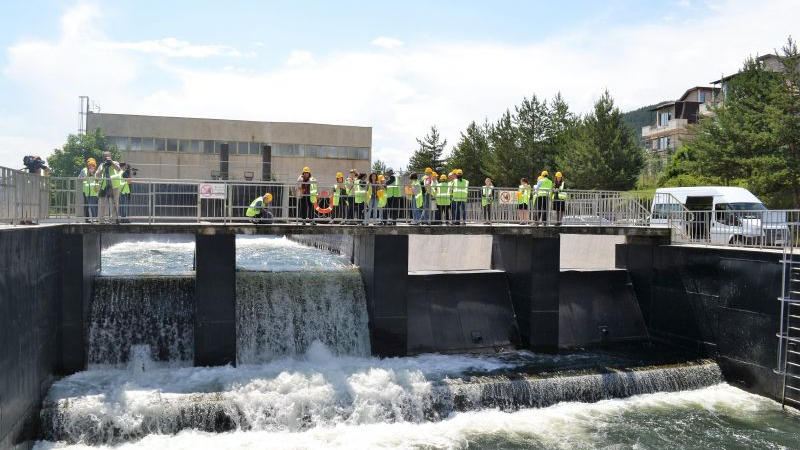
[22,155,50,175]
[118,163,135,223]
[94,151,122,224]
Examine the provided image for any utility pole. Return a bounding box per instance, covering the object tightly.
[78,96,89,135]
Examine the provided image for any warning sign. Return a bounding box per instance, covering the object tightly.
[498,190,515,204]
[198,183,226,200]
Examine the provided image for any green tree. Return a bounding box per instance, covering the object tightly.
[515,94,550,175]
[558,90,643,190]
[485,110,525,187]
[371,159,387,174]
[48,129,121,177]
[447,120,490,181]
[407,125,447,172]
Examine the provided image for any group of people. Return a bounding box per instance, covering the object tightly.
[516,171,567,225]
[78,153,134,224]
[246,167,568,226]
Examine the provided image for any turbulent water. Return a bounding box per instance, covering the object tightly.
[101,236,353,275]
[40,344,725,445]
[34,383,800,450]
[87,276,194,366]
[237,271,370,363]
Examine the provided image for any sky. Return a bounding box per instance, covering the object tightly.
[0,0,797,170]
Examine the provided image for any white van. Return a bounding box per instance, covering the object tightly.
[650,186,787,246]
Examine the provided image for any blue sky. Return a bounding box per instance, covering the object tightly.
[0,0,797,170]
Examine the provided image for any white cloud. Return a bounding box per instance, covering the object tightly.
[371,37,404,49]
[100,37,243,58]
[677,0,692,7]
[1,0,799,173]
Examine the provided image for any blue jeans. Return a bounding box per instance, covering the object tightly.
[119,193,129,217]
[412,201,422,222]
[365,197,381,223]
[84,195,98,218]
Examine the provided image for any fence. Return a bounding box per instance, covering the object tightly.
[3,166,800,251]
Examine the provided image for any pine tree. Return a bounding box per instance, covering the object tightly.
[558,91,643,190]
[447,120,490,181]
[407,125,447,172]
[486,110,525,187]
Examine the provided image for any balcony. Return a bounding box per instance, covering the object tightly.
[641,119,689,138]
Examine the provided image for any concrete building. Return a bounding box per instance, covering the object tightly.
[641,86,720,153]
[86,112,372,182]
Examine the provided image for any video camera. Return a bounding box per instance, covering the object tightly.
[22,155,49,173]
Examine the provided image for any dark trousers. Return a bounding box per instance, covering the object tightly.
[452,201,466,224]
[252,209,274,224]
[439,204,450,224]
[534,196,549,222]
[83,194,98,219]
[299,196,313,221]
[483,204,492,222]
[119,193,129,217]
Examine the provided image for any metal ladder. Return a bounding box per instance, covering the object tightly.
[778,224,800,411]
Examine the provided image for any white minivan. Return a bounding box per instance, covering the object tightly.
[650,186,788,246]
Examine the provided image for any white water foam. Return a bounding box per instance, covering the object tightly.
[236,236,353,271]
[102,241,196,276]
[35,384,799,450]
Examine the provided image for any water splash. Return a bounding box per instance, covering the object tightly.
[236,236,353,271]
[236,271,370,363]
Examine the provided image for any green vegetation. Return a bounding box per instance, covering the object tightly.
[662,37,800,208]
[622,103,662,147]
[409,91,643,190]
[48,129,121,177]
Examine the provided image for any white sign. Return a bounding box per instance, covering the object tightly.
[198,183,227,200]
[498,190,516,205]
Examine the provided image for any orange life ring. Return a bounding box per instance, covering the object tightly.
[313,190,335,214]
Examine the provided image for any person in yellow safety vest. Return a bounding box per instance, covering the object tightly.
[517,177,531,224]
[384,167,402,223]
[352,171,366,221]
[534,170,553,225]
[436,173,452,225]
[364,172,382,225]
[421,167,434,223]
[408,173,424,224]
[78,158,99,222]
[451,169,469,225]
[332,172,348,223]
[297,167,317,225]
[345,169,358,221]
[118,163,134,223]
[552,171,567,225]
[246,193,274,224]
[94,151,123,224]
[377,174,388,224]
[481,177,494,224]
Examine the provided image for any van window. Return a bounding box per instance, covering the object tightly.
[653,203,684,220]
[715,202,766,224]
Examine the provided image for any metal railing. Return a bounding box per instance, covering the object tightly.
[0,167,49,224]
[777,220,800,411]
[40,176,658,227]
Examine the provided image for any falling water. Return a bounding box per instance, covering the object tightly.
[87,276,194,366]
[236,271,371,363]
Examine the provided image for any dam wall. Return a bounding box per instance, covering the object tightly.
[616,244,784,401]
[0,227,63,450]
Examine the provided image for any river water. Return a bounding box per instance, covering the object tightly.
[34,236,800,449]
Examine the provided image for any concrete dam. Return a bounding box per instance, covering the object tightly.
[1,224,798,449]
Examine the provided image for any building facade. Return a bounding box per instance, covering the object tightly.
[641,86,720,153]
[86,113,372,182]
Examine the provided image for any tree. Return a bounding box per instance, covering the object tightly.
[558,90,643,190]
[371,159,387,174]
[407,125,447,172]
[485,110,525,187]
[515,94,551,175]
[48,129,121,177]
[447,120,490,181]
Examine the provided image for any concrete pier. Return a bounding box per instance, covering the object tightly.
[194,235,237,366]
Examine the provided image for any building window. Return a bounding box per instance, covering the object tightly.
[698,90,706,102]
[141,138,154,151]
[249,142,262,155]
[130,137,141,151]
[167,139,178,152]
[155,138,166,152]
[203,140,215,154]
[659,112,670,127]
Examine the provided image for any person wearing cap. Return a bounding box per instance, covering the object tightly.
[435,173,452,225]
[297,167,317,225]
[78,158,99,222]
[246,192,274,224]
[451,169,469,225]
[534,170,553,225]
[332,171,348,223]
[352,171,366,221]
[94,151,123,224]
[552,171,567,225]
